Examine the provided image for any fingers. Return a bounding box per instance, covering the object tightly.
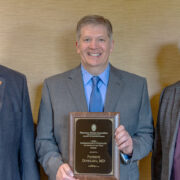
[115,125,133,155]
[62,164,74,177]
[56,163,78,180]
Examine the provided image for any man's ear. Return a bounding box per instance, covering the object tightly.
[76,41,80,54]
[110,40,114,53]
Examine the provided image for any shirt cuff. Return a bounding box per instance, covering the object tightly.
[120,152,131,164]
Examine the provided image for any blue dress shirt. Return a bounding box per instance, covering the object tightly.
[81,64,110,111]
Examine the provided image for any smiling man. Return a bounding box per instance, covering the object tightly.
[76,22,113,75]
[36,15,154,180]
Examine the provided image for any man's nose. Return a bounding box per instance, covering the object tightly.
[89,40,98,49]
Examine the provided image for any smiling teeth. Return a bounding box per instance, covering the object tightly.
[89,53,100,56]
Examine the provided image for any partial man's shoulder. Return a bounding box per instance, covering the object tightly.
[111,65,146,82]
[166,81,180,90]
[44,65,80,84]
[162,81,180,100]
[0,65,26,81]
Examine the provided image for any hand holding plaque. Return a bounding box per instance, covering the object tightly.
[56,163,78,180]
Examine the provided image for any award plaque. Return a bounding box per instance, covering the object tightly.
[69,112,120,180]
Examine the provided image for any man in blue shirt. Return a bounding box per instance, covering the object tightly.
[36,15,153,180]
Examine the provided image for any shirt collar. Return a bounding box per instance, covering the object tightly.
[81,64,110,86]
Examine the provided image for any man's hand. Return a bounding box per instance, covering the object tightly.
[56,163,79,180]
[115,125,133,155]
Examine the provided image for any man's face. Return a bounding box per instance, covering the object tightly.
[76,24,114,74]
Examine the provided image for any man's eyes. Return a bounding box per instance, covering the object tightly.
[83,38,90,42]
[99,38,105,42]
[82,38,106,42]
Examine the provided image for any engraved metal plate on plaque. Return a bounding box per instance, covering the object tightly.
[69,112,120,180]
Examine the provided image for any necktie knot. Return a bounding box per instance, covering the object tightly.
[92,76,100,87]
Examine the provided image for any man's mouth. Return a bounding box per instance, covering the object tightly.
[87,52,101,57]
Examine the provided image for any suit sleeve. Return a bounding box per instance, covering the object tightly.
[131,79,154,162]
[20,76,40,180]
[36,80,63,179]
[151,89,166,180]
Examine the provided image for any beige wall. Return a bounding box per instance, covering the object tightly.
[1,0,180,179]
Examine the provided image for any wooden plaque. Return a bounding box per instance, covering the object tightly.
[69,112,120,180]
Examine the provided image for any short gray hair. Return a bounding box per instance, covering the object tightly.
[76,15,113,41]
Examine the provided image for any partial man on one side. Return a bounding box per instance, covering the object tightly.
[152,81,180,180]
[0,65,39,180]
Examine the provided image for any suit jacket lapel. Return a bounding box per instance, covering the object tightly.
[0,77,5,111]
[104,65,124,112]
[66,65,88,112]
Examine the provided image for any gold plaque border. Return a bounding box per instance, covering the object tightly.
[74,117,114,176]
[69,112,120,180]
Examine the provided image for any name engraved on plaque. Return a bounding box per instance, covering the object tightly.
[75,118,113,175]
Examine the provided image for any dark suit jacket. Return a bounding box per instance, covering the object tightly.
[152,81,180,180]
[36,64,154,180]
[0,65,39,180]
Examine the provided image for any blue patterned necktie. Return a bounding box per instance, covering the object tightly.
[89,76,103,112]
